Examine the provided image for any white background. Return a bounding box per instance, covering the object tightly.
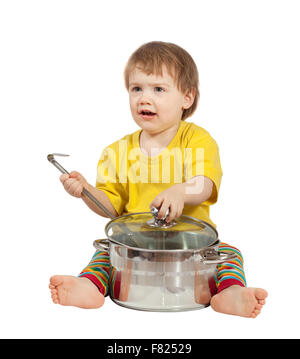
[0,0,299,339]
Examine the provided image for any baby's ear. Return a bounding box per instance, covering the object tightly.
[183,87,196,109]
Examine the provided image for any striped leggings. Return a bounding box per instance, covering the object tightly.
[78,242,246,298]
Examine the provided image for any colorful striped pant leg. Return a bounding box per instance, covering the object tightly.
[78,250,120,298]
[213,242,247,293]
[78,250,110,296]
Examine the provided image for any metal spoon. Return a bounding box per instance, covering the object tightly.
[47,153,138,247]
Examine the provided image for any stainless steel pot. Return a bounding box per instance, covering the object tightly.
[48,154,237,312]
[93,212,236,312]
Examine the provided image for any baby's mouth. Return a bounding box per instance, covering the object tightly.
[140,110,157,118]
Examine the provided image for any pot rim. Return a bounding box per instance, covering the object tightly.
[103,212,219,253]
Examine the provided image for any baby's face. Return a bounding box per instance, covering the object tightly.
[128,65,192,135]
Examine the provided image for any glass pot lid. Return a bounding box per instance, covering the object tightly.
[105,212,218,251]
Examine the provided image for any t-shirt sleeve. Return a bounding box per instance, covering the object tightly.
[95,146,128,216]
[184,130,223,205]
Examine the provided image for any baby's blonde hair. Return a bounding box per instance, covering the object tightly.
[124,41,200,120]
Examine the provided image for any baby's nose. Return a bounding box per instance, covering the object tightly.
[139,90,152,104]
[140,99,151,106]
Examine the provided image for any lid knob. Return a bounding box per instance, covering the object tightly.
[146,207,177,228]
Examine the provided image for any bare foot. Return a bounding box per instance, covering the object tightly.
[210,285,268,318]
[49,275,105,309]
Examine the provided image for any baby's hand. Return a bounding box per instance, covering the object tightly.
[59,171,88,198]
[150,184,185,223]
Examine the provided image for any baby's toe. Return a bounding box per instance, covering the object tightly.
[254,308,261,316]
[51,289,58,298]
[251,308,260,318]
[255,288,268,300]
[50,275,64,287]
[50,288,57,295]
[251,308,261,318]
[51,293,59,303]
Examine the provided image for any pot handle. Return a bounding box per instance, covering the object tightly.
[201,248,237,265]
[93,239,110,252]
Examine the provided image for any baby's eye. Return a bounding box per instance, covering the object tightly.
[154,87,164,92]
[131,86,141,92]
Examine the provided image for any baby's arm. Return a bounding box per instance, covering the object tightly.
[150,175,213,222]
[60,171,118,218]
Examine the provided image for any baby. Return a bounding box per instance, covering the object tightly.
[49,41,267,317]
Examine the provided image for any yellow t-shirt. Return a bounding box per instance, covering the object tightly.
[96,120,222,228]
